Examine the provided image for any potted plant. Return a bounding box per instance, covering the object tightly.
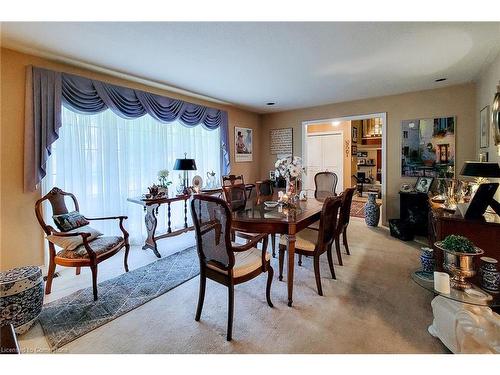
[157,169,172,195]
[435,235,484,290]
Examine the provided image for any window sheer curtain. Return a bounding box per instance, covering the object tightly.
[43,106,221,244]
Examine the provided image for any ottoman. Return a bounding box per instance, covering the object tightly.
[0,266,44,334]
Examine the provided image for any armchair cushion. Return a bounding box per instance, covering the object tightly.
[279,228,318,252]
[52,210,89,232]
[47,225,103,250]
[207,247,270,278]
[56,236,123,259]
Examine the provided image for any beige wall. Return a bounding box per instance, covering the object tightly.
[306,121,352,189]
[0,47,262,270]
[261,83,477,221]
[476,50,500,201]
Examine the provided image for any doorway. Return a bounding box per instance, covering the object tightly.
[304,131,344,198]
[302,113,387,224]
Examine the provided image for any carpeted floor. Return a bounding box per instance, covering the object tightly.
[19,219,448,353]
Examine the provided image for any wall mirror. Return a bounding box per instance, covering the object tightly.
[492,84,500,146]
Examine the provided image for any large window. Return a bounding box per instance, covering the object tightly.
[44,106,221,244]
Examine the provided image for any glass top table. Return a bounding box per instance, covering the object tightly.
[412,271,500,308]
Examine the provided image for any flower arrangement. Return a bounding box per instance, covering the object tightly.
[274,156,305,181]
[157,169,172,188]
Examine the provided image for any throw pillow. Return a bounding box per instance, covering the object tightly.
[52,211,89,232]
[47,225,103,251]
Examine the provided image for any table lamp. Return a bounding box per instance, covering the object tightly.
[460,161,500,217]
[173,153,197,194]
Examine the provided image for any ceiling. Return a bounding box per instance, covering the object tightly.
[2,22,500,113]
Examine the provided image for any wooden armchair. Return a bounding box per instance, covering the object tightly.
[191,194,273,341]
[35,187,130,301]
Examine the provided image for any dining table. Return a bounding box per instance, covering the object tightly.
[231,194,324,307]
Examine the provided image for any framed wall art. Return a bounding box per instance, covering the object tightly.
[235,127,253,162]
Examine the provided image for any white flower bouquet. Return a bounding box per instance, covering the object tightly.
[274,156,305,181]
[157,169,172,187]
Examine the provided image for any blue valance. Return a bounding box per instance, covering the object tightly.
[24,66,230,192]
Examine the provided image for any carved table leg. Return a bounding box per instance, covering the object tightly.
[286,227,297,307]
[144,203,161,258]
[167,202,172,233]
[184,199,188,228]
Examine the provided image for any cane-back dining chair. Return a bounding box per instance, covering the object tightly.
[278,196,342,296]
[191,194,274,341]
[255,180,277,257]
[314,172,338,198]
[333,187,356,266]
[35,187,130,301]
[222,174,245,187]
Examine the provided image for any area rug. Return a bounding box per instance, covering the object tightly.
[350,201,365,218]
[38,246,199,351]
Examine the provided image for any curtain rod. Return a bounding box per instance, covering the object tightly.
[5,43,231,107]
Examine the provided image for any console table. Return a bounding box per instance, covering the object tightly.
[428,203,500,269]
[128,195,192,258]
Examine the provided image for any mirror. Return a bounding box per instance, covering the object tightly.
[492,84,500,146]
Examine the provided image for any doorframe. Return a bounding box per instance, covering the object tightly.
[303,130,344,196]
[302,112,388,224]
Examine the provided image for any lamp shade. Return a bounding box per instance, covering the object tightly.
[460,161,500,178]
[173,158,197,171]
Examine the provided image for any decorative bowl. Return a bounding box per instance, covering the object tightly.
[435,241,484,290]
[264,201,279,208]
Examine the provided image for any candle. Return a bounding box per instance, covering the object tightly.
[434,272,451,294]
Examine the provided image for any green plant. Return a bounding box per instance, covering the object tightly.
[441,235,477,254]
[157,169,172,187]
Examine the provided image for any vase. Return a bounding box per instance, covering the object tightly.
[419,247,435,273]
[479,257,500,293]
[0,266,44,334]
[286,178,299,205]
[364,192,380,226]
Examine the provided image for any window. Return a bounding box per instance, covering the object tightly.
[44,106,221,244]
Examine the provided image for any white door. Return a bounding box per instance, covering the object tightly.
[305,133,343,198]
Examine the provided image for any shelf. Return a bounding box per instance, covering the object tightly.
[357,164,376,167]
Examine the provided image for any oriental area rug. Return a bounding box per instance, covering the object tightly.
[38,246,199,351]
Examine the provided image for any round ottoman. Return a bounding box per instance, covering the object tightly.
[0,266,44,334]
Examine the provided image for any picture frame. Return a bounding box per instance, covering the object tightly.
[234,126,253,162]
[352,127,358,143]
[351,145,357,155]
[414,176,434,194]
[480,105,490,148]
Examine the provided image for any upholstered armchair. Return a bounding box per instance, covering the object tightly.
[35,187,130,301]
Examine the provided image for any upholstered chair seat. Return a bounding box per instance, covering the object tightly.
[56,236,124,259]
[207,247,271,278]
[279,229,318,252]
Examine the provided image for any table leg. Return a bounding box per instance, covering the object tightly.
[184,199,188,228]
[144,203,161,258]
[286,229,296,307]
[167,202,172,233]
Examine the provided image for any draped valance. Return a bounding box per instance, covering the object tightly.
[24,66,230,192]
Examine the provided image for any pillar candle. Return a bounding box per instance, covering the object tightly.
[434,272,451,294]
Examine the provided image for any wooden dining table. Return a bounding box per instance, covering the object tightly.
[231,194,324,307]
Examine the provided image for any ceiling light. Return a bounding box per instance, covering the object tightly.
[435,78,447,82]
[332,121,341,126]
[266,102,275,106]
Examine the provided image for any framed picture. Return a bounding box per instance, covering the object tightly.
[234,127,253,162]
[414,176,434,193]
[480,105,490,148]
[352,127,358,143]
[401,117,456,178]
[351,145,357,155]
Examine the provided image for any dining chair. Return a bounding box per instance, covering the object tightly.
[255,180,277,257]
[35,187,130,301]
[333,187,356,266]
[314,171,338,198]
[190,194,274,341]
[278,196,342,296]
[222,174,245,187]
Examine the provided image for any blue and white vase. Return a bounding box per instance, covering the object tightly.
[364,192,380,227]
[420,247,435,273]
[479,257,500,293]
[0,266,44,334]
